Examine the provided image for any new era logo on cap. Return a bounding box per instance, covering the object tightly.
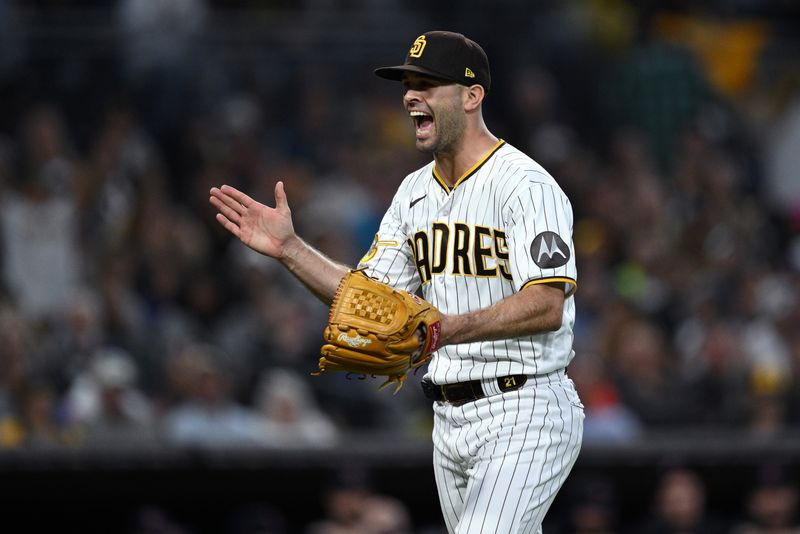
[374,31,491,94]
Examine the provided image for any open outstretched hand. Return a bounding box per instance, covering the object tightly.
[209,182,295,259]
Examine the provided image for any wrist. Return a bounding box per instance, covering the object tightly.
[439,313,465,347]
[278,234,303,263]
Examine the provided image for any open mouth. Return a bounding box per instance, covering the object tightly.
[410,110,434,137]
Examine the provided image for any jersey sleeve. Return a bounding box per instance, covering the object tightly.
[357,193,420,293]
[505,182,577,297]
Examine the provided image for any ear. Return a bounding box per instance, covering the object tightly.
[463,84,485,112]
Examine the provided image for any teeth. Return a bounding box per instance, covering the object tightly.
[409,111,431,117]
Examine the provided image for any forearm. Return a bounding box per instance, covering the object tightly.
[440,284,564,346]
[279,235,350,305]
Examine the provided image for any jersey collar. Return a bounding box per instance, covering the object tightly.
[432,139,505,194]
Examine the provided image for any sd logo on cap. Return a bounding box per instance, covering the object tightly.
[375,31,491,94]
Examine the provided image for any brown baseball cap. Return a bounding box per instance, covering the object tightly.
[374,31,491,93]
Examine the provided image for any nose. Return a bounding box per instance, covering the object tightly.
[403,88,421,107]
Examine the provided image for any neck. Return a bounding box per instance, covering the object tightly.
[434,125,499,188]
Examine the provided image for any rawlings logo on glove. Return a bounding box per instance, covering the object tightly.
[337,333,372,348]
[316,269,442,392]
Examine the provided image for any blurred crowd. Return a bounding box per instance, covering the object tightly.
[113,463,800,533]
[0,0,800,457]
[1,1,800,533]
[550,463,800,534]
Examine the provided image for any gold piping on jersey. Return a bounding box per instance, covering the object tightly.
[432,139,506,194]
[522,277,578,297]
[360,234,399,264]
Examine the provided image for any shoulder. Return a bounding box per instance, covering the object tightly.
[495,142,557,185]
[494,142,569,203]
[393,160,435,200]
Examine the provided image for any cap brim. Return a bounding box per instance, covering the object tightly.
[374,65,455,83]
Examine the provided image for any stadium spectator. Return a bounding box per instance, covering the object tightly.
[0,105,82,321]
[732,465,800,534]
[632,468,729,534]
[306,469,413,534]
[63,346,158,448]
[162,343,265,448]
[555,475,619,534]
[251,368,339,448]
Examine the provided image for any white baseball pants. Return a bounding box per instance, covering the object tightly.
[432,371,584,534]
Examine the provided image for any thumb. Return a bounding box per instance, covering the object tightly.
[275,181,290,211]
[387,330,424,354]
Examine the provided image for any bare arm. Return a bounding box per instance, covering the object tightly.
[210,182,565,347]
[209,182,348,304]
[439,283,565,346]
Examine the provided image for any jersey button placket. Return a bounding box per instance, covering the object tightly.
[438,193,452,217]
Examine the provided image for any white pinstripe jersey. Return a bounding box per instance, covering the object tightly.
[358,139,577,384]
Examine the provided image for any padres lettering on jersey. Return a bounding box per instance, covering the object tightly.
[407,223,512,283]
[359,140,577,384]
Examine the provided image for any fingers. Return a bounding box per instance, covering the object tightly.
[220,184,255,208]
[209,193,242,225]
[387,336,421,354]
[209,186,249,217]
[210,183,285,213]
[214,212,242,238]
[387,329,425,354]
[274,181,289,211]
[208,186,246,238]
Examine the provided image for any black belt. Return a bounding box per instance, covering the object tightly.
[421,375,528,406]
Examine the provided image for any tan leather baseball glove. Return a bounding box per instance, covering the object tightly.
[317,270,441,392]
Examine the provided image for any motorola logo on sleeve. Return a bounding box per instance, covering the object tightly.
[530,231,570,268]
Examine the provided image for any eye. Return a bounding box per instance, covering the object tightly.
[402,79,434,93]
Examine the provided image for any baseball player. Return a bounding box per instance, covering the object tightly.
[210,30,583,534]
